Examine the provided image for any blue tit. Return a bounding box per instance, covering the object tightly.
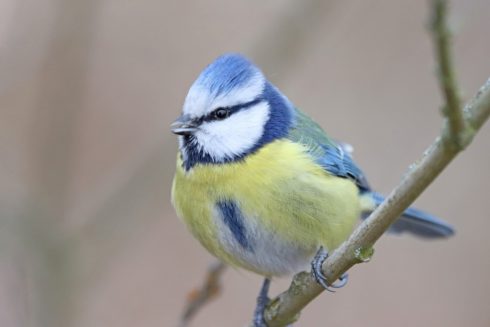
[171,54,454,326]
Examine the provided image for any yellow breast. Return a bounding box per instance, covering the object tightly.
[171,139,361,276]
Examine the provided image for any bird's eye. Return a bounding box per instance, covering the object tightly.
[213,108,230,120]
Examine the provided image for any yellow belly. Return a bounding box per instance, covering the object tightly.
[171,139,361,276]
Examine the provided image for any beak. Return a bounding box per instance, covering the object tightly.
[171,114,199,135]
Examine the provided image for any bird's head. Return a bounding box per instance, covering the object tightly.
[172,54,294,170]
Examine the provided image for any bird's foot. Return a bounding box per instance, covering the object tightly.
[253,278,271,327]
[311,246,348,292]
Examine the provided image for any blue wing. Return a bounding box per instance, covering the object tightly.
[286,109,455,238]
[287,108,370,191]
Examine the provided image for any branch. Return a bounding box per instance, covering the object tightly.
[179,261,227,327]
[264,2,490,326]
[265,78,490,326]
[430,0,466,145]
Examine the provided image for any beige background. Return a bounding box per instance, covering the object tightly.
[1,0,489,326]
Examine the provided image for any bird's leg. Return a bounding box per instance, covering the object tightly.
[311,246,348,292]
[253,278,271,327]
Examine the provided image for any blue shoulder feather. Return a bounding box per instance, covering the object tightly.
[287,108,370,191]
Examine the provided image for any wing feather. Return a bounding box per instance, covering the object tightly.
[287,108,370,191]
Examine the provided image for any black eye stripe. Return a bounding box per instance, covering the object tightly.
[202,98,264,123]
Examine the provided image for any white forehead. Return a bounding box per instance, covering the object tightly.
[183,72,265,117]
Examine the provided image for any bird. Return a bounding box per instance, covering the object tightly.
[171,53,454,327]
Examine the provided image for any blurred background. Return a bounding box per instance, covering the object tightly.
[1,0,489,326]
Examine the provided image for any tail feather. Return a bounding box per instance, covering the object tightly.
[362,192,455,238]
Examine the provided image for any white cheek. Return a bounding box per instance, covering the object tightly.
[195,102,270,161]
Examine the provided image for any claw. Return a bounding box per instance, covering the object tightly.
[331,273,349,288]
[311,246,349,292]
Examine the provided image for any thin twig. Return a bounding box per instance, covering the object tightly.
[430,0,465,145]
[179,261,227,327]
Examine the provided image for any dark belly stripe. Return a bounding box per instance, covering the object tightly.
[216,200,253,252]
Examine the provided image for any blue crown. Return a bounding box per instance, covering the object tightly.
[194,53,261,98]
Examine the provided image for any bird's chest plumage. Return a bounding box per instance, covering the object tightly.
[171,140,361,276]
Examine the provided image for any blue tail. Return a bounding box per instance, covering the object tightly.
[366,192,455,238]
